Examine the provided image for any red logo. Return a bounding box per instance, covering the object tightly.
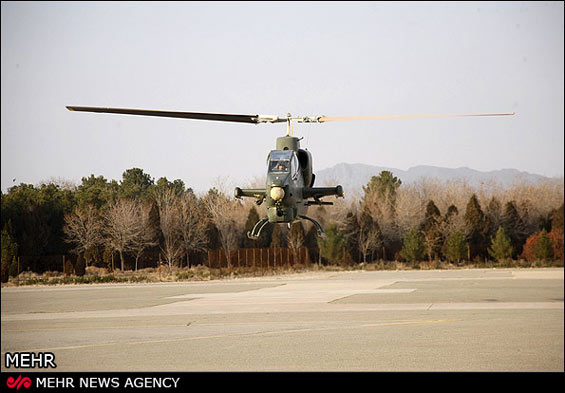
[6,376,31,390]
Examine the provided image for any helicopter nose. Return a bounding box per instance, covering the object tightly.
[270,186,285,201]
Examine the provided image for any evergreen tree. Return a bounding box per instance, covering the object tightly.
[362,171,402,203]
[1,225,18,269]
[361,171,401,255]
[119,168,154,200]
[501,201,526,257]
[443,204,459,238]
[444,231,467,263]
[485,197,502,238]
[8,256,19,278]
[342,210,359,261]
[243,207,260,248]
[464,194,489,260]
[488,227,513,262]
[304,224,320,265]
[1,183,75,258]
[152,177,186,197]
[400,229,425,262]
[551,203,564,231]
[75,174,118,209]
[148,200,163,257]
[548,228,564,261]
[534,229,553,260]
[445,204,459,221]
[419,200,443,261]
[318,224,345,264]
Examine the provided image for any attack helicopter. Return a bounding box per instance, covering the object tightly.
[66,106,514,239]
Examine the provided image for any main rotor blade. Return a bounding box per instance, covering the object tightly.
[319,112,515,122]
[66,106,263,124]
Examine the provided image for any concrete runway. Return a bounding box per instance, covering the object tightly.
[1,268,563,371]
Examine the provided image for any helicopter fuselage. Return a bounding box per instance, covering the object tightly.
[234,135,344,238]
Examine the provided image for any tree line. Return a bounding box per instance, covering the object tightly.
[1,168,564,281]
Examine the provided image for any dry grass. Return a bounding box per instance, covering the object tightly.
[3,258,562,287]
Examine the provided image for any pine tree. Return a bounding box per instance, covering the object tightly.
[534,229,553,260]
[464,194,489,260]
[420,200,442,261]
[362,171,402,203]
[119,168,154,200]
[548,228,564,261]
[303,224,320,265]
[8,256,18,278]
[318,224,345,265]
[485,197,502,238]
[243,207,260,248]
[501,201,526,257]
[488,227,513,262]
[1,226,18,269]
[400,229,425,262]
[444,231,467,263]
[551,203,564,231]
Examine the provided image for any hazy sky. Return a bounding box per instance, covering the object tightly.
[2,1,563,194]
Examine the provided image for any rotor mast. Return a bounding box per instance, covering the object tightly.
[286,113,293,136]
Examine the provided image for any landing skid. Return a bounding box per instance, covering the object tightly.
[247,218,270,240]
[298,215,326,238]
[247,215,326,240]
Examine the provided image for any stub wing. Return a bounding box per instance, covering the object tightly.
[234,188,266,198]
[303,186,344,201]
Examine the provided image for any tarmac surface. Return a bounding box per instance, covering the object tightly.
[1,268,563,371]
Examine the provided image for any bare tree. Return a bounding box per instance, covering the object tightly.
[103,199,140,271]
[358,209,383,263]
[201,187,245,268]
[129,202,159,271]
[287,221,305,262]
[178,192,208,267]
[63,204,104,264]
[153,188,183,268]
[395,184,426,237]
[362,186,399,245]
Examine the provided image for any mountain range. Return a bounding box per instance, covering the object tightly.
[314,163,556,195]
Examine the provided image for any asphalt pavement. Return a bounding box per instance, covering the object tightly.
[1,268,563,371]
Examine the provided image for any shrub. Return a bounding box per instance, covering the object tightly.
[522,229,557,262]
[521,232,540,261]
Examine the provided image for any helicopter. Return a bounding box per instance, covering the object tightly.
[66,106,514,239]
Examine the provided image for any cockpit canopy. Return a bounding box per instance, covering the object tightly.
[267,150,299,177]
[268,150,292,173]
